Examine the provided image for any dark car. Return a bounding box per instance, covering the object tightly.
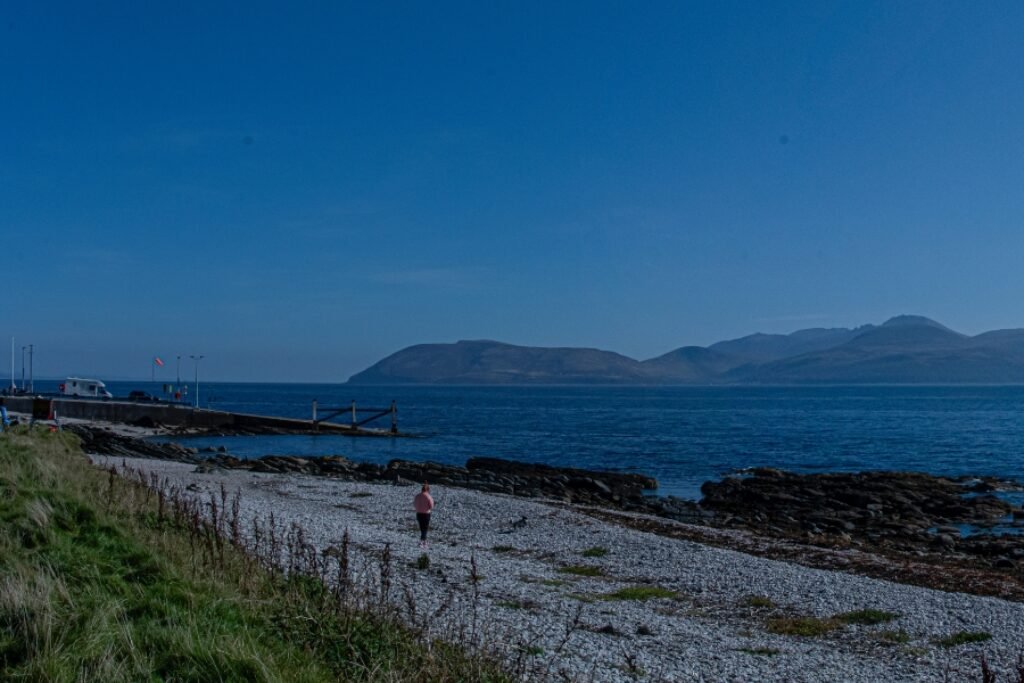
[127,390,156,402]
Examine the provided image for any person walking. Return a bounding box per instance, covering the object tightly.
[414,482,435,548]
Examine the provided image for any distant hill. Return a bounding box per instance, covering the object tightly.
[346,340,652,384]
[347,316,1024,385]
[707,326,871,365]
[640,346,738,382]
[730,316,1024,384]
[641,326,871,382]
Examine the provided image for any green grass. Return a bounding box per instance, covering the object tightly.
[516,575,565,588]
[743,595,775,609]
[599,586,678,601]
[581,546,608,558]
[765,617,843,637]
[763,609,899,640]
[556,565,604,577]
[935,631,993,648]
[877,630,911,644]
[834,609,900,625]
[0,427,508,682]
[496,599,538,611]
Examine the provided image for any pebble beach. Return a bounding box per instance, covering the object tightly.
[91,453,1024,682]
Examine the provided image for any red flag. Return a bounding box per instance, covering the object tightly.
[154,357,165,367]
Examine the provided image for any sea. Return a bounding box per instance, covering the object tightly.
[32,381,1024,500]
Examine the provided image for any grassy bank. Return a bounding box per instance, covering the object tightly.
[0,427,507,682]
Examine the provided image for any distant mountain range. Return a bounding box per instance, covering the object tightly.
[346,316,1024,385]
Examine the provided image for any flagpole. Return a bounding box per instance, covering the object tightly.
[190,355,204,408]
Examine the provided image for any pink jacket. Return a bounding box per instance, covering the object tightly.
[414,491,434,514]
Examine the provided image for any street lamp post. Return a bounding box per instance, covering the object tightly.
[20,346,25,391]
[176,356,181,385]
[27,345,33,393]
[190,355,204,408]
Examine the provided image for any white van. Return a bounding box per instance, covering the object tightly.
[60,377,113,399]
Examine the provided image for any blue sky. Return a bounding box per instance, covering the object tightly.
[4,2,1024,381]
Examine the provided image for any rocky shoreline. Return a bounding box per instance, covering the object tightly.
[700,469,1024,572]
[89,452,1024,682]
[66,423,660,508]
[42,416,1024,680]
[65,422,1024,597]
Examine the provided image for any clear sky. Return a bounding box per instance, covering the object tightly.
[4,2,1024,382]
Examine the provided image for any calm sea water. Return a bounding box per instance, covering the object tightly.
[36,381,1024,499]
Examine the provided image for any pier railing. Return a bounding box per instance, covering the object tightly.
[312,400,398,434]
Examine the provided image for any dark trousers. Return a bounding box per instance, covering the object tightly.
[416,513,431,541]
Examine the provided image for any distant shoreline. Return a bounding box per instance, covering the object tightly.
[19,379,1024,388]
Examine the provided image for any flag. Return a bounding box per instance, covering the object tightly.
[154,357,165,367]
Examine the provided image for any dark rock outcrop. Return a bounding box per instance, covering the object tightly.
[213,454,663,510]
[700,469,1024,566]
[68,423,671,513]
[68,424,200,461]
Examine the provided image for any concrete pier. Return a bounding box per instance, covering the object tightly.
[0,395,395,436]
